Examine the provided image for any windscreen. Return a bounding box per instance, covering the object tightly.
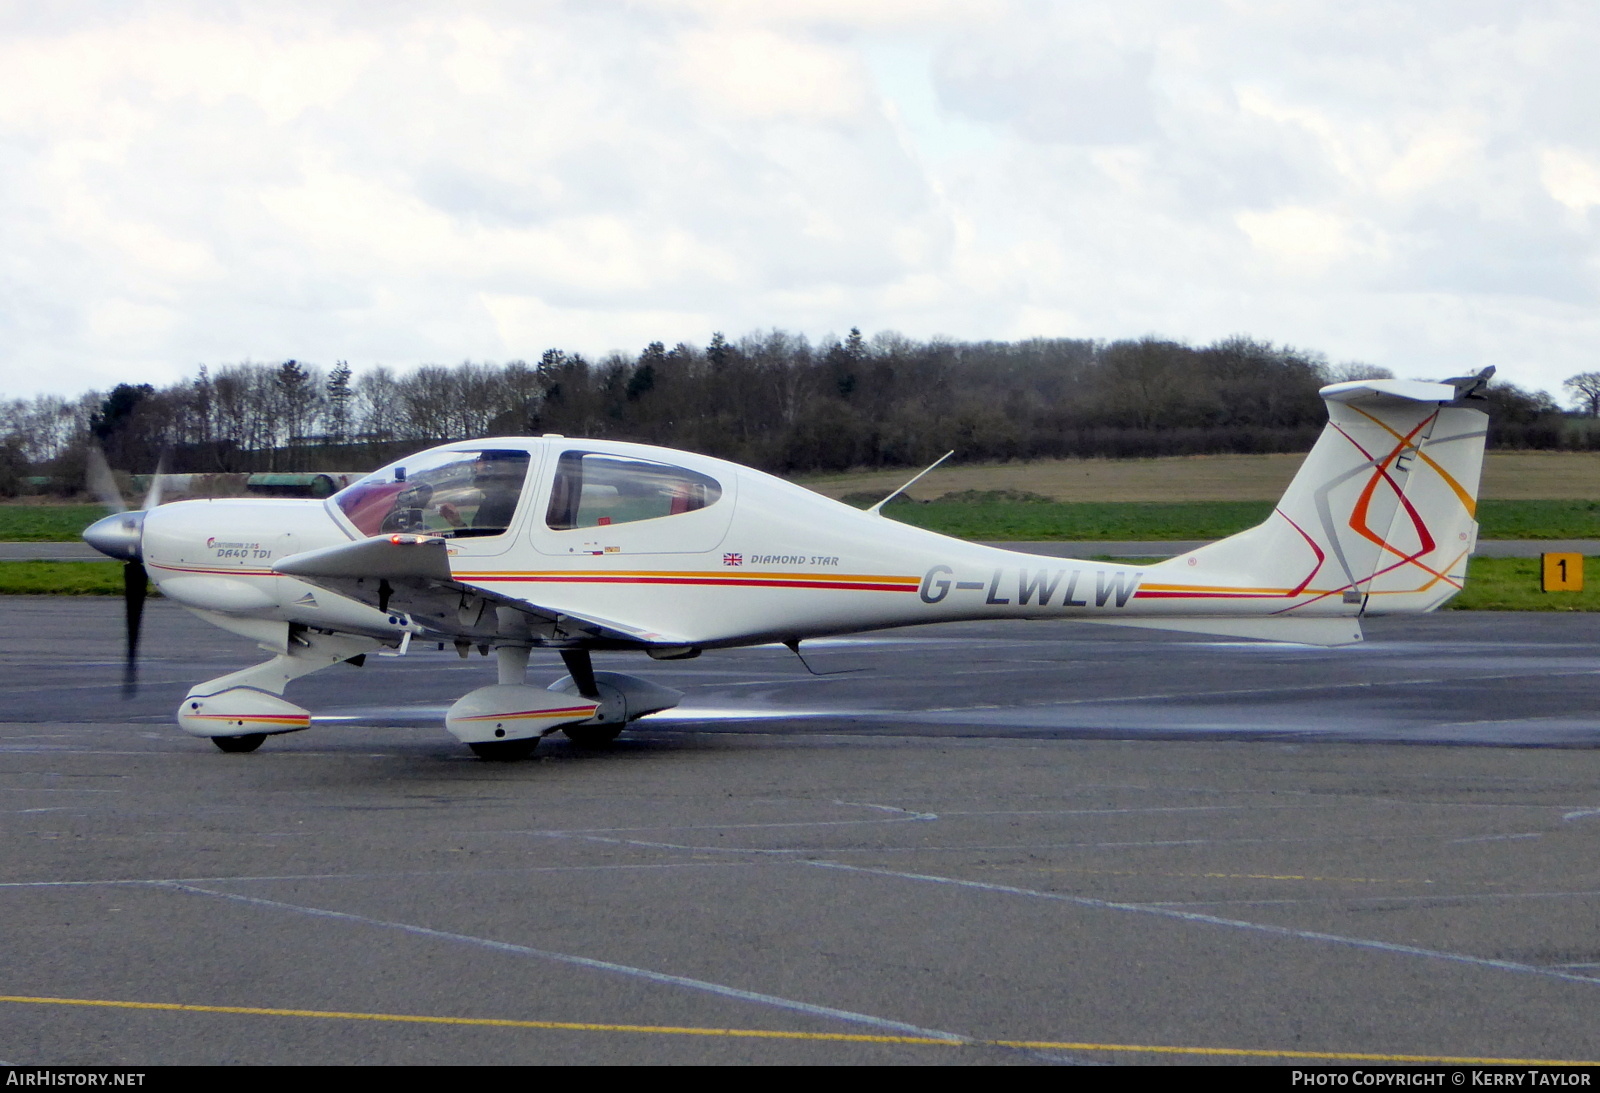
[333,450,531,538]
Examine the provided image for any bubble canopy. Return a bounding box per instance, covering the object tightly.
[332,449,531,539]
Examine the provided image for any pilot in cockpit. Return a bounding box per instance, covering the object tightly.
[438,450,525,533]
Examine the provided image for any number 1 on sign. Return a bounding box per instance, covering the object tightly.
[1541,553,1584,592]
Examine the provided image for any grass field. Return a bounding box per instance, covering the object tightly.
[879,499,1276,540]
[0,505,110,541]
[0,555,1586,611]
[1449,557,1600,610]
[810,449,1600,539]
[0,560,131,595]
[873,497,1600,541]
[803,450,1600,502]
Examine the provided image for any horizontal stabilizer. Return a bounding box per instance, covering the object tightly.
[1081,615,1363,647]
[1318,378,1460,405]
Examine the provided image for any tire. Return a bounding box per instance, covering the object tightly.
[469,738,538,761]
[213,733,267,754]
[563,724,623,748]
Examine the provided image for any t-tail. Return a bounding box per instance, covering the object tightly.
[1104,371,1492,646]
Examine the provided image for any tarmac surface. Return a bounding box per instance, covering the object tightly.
[3,597,1600,1065]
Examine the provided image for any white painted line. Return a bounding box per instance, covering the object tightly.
[807,861,1600,989]
[0,861,757,889]
[162,882,973,1044]
[1153,889,1600,909]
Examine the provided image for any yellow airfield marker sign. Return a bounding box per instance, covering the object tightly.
[1541,552,1584,592]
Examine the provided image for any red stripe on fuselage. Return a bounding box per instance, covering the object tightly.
[466,575,918,593]
[148,562,279,577]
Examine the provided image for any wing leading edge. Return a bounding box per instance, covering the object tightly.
[273,536,690,649]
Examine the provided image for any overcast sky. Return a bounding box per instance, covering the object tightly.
[2,0,1596,401]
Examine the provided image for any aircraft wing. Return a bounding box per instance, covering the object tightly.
[273,535,690,649]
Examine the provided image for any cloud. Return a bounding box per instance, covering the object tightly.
[675,27,869,120]
[1542,146,1600,214]
[0,0,1596,401]
[1235,206,1386,276]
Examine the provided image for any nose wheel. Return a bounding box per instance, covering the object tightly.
[563,724,622,748]
[212,733,267,754]
[468,738,539,761]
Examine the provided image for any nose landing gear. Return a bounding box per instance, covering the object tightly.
[213,733,268,754]
[467,738,539,761]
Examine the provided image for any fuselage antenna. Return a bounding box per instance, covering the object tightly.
[783,639,865,677]
[866,450,955,516]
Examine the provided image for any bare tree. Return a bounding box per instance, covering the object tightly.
[0,394,81,463]
[21,331,1575,481]
[354,366,400,441]
[1319,362,1395,385]
[1563,372,1600,416]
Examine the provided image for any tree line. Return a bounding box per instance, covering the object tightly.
[0,330,1582,496]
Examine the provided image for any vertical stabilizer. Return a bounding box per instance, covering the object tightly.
[1141,377,1489,617]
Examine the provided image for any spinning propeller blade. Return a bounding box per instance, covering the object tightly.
[85,447,127,513]
[82,446,165,697]
[122,559,148,697]
[142,452,167,511]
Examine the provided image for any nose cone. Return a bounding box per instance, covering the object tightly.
[83,511,145,561]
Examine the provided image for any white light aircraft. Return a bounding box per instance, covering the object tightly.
[82,372,1493,759]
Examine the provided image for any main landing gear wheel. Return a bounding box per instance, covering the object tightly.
[212,733,267,754]
[468,738,539,761]
[563,724,623,748]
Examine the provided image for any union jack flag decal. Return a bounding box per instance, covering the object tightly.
[723,553,743,566]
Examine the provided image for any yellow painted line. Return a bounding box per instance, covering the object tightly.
[0,993,1594,1064]
[0,994,949,1047]
[990,1039,1597,1065]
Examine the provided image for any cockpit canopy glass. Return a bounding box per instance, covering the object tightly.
[546,451,722,531]
[333,450,531,538]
